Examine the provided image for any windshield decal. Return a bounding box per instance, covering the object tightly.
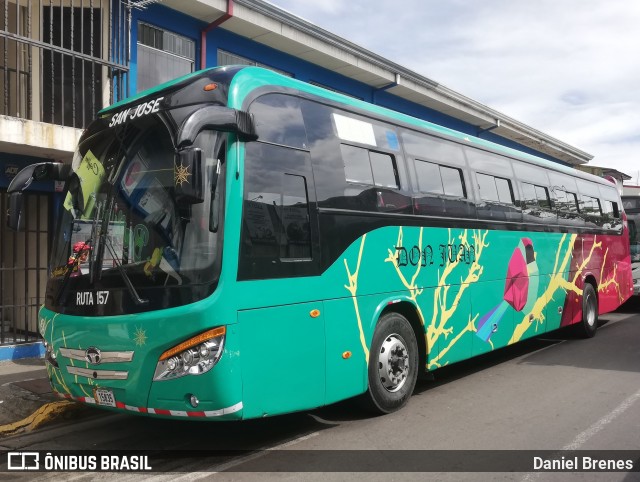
[63,149,105,219]
[108,97,163,128]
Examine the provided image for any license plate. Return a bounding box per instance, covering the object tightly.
[94,388,116,407]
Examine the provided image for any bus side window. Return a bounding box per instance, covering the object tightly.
[281,174,312,260]
[552,188,584,227]
[607,200,623,232]
[239,143,315,279]
[402,131,474,218]
[520,181,556,224]
[580,194,602,228]
[250,94,307,149]
[340,144,408,213]
[474,172,521,222]
[412,159,444,216]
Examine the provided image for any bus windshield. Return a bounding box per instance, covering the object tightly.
[47,117,225,314]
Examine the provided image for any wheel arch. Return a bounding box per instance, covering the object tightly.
[583,273,599,304]
[378,300,427,375]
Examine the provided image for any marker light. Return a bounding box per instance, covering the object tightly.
[153,327,226,381]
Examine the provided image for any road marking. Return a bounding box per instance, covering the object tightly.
[522,387,640,482]
[562,388,640,451]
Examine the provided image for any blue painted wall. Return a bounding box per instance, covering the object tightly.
[128,4,564,165]
[0,152,57,192]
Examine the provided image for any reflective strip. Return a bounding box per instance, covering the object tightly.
[54,391,243,418]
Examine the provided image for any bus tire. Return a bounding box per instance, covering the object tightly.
[576,283,598,338]
[360,312,418,414]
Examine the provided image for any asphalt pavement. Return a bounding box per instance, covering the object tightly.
[1,296,638,439]
[0,358,90,436]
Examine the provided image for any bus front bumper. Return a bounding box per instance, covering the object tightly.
[39,306,244,421]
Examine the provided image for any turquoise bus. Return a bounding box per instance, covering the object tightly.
[8,66,633,418]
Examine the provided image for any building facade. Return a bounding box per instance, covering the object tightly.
[0,0,594,346]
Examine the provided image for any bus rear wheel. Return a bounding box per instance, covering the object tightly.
[360,312,418,414]
[575,283,598,338]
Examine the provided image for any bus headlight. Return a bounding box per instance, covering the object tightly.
[153,327,225,381]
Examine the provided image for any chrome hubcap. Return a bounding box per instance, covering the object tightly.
[378,334,409,392]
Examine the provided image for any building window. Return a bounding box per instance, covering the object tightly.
[217,49,291,77]
[137,23,195,93]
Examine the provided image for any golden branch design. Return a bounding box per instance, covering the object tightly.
[344,234,370,363]
[426,230,488,368]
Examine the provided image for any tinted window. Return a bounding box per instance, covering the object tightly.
[549,171,578,194]
[477,173,513,204]
[535,185,551,209]
[495,177,513,204]
[415,160,443,194]
[301,100,411,215]
[342,145,398,189]
[249,94,308,149]
[281,174,311,259]
[370,152,399,188]
[477,173,499,202]
[342,144,373,184]
[466,148,512,175]
[515,163,550,186]
[414,160,465,198]
[521,182,537,207]
[577,179,600,198]
[402,132,466,166]
[441,166,465,197]
[475,173,519,221]
[240,142,315,279]
[554,189,580,214]
[520,182,555,224]
[580,195,601,215]
[566,192,579,213]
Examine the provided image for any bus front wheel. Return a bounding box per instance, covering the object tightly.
[360,312,418,414]
[576,283,598,338]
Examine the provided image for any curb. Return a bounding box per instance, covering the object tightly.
[0,341,45,362]
[0,400,77,437]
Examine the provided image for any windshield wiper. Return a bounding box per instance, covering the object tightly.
[103,236,149,306]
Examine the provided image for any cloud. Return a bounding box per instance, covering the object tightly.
[267,0,640,178]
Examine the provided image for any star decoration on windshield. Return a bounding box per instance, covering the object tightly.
[133,326,147,347]
[174,162,191,187]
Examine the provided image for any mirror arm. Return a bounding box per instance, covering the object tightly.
[176,106,257,149]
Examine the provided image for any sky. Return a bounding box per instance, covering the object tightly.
[266,0,640,185]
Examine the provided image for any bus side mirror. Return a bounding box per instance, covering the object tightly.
[7,192,25,231]
[8,162,71,194]
[175,148,204,204]
[6,162,71,231]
